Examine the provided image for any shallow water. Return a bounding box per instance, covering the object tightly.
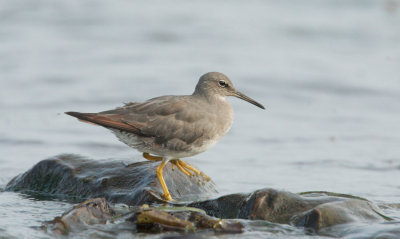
[1,0,400,238]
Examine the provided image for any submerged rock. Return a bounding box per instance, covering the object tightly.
[293,198,386,229]
[190,189,388,231]
[128,204,244,233]
[6,154,391,235]
[43,198,115,235]
[44,194,387,236]
[44,198,244,236]
[6,154,216,204]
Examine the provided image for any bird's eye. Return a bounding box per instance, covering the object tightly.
[218,80,228,88]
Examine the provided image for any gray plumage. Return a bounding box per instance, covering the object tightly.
[66,72,264,159]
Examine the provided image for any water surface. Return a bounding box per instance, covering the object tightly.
[1,0,399,238]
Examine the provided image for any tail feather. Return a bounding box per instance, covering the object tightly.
[65,111,142,134]
[65,111,98,124]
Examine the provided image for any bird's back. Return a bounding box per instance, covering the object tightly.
[67,94,233,158]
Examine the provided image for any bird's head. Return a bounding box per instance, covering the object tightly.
[193,72,265,110]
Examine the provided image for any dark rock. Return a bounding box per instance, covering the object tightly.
[6,154,216,205]
[7,154,391,234]
[44,199,244,236]
[189,189,388,230]
[293,199,387,229]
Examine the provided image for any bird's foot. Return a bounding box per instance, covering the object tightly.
[171,160,193,176]
[174,160,211,181]
[176,160,201,176]
[144,152,210,183]
[162,192,173,201]
[200,172,211,182]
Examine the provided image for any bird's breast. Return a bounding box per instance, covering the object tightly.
[210,99,234,140]
[188,102,233,155]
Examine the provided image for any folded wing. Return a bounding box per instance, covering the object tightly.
[65,96,214,149]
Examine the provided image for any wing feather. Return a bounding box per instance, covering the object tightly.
[66,95,215,150]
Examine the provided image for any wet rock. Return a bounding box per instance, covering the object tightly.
[44,199,243,236]
[293,198,387,230]
[44,193,387,236]
[6,154,216,204]
[189,189,388,231]
[43,198,114,235]
[6,154,390,234]
[127,205,244,233]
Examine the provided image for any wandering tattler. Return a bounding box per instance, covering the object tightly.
[66,72,264,201]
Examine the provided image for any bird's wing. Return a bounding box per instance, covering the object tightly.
[66,96,214,147]
[134,96,215,147]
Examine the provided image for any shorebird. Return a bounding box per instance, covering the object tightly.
[66,72,264,201]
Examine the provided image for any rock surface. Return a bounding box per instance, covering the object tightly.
[189,189,388,230]
[189,188,385,230]
[128,204,244,233]
[6,154,216,204]
[6,154,391,235]
[44,198,244,235]
[43,198,115,235]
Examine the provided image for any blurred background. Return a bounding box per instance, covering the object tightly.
[0,0,399,238]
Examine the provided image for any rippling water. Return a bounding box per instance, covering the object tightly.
[1,0,399,238]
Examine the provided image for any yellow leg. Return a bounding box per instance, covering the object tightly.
[156,160,173,201]
[143,153,192,176]
[143,152,209,183]
[177,160,211,181]
[143,152,162,161]
[173,160,193,176]
[177,160,201,176]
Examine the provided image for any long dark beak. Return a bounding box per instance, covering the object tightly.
[233,91,265,109]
